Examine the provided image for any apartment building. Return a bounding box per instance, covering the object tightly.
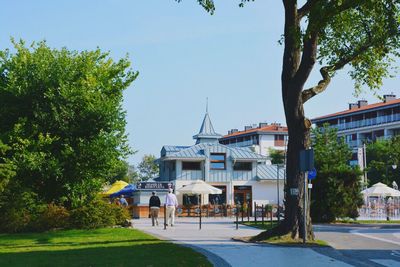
[312,94,400,165]
[219,123,288,158]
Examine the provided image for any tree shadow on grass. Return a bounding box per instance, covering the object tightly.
[0,238,160,250]
[0,243,211,267]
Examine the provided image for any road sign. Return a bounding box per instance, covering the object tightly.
[308,168,317,180]
[299,149,314,171]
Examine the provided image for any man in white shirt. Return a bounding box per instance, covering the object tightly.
[165,189,178,226]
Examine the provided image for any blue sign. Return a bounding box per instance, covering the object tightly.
[308,168,317,180]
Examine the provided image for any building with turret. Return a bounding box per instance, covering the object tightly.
[157,111,284,212]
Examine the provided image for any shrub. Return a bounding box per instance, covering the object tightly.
[33,203,70,231]
[0,190,46,233]
[69,198,129,229]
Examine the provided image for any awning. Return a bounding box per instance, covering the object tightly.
[110,184,137,198]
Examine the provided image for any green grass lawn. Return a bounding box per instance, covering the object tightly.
[0,228,211,267]
[240,221,278,230]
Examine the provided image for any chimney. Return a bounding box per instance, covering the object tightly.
[349,103,358,110]
[227,130,232,135]
[231,129,238,133]
[259,122,268,128]
[358,100,368,108]
[244,125,252,131]
[383,94,396,103]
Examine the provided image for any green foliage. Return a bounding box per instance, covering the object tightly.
[366,136,400,186]
[0,189,46,233]
[69,198,130,229]
[311,125,363,222]
[33,203,70,231]
[317,0,400,94]
[0,140,15,193]
[138,154,159,181]
[0,40,137,209]
[127,164,140,183]
[268,148,285,165]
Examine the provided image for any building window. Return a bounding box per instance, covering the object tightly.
[182,161,201,170]
[233,162,252,171]
[183,194,200,206]
[210,153,226,170]
[274,135,285,146]
[209,185,227,205]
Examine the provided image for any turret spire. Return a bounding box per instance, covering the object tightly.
[193,102,222,144]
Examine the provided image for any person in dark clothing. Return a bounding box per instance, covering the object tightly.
[149,191,161,226]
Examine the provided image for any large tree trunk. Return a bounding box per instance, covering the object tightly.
[281,81,314,240]
[279,0,314,240]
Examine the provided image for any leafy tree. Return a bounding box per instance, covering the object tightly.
[127,164,140,183]
[0,140,15,193]
[181,0,400,240]
[311,125,363,222]
[138,154,159,181]
[0,40,137,208]
[366,136,400,187]
[268,148,285,165]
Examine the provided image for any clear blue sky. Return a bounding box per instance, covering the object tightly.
[1,1,399,165]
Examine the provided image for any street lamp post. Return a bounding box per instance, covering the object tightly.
[276,164,285,223]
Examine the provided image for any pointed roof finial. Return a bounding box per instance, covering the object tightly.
[193,100,222,144]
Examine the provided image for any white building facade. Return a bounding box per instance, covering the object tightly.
[219,123,288,159]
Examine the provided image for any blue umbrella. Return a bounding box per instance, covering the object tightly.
[110,184,137,198]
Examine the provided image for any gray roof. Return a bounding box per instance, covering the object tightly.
[257,164,285,180]
[162,143,267,161]
[193,113,222,142]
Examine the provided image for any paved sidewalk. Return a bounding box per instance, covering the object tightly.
[132,217,352,267]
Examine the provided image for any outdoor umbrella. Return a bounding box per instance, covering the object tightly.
[361,182,400,197]
[176,180,222,229]
[177,180,222,195]
[110,184,137,198]
[101,180,129,196]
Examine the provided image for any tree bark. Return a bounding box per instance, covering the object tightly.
[280,0,315,240]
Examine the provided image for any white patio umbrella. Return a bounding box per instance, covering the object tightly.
[176,180,222,229]
[177,180,222,195]
[361,182,400,197]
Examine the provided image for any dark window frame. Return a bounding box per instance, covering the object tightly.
[182,161,202,171]
[233,161,253,171]
[210,153,226,170]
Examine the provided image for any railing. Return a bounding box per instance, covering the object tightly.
[329,113,400,131]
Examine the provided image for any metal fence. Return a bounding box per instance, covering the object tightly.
[358,197,400,220]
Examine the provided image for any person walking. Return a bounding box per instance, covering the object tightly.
[149,191,161,226]
[165,189,178,226]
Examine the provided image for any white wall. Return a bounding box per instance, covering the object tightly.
[259,135,286,157]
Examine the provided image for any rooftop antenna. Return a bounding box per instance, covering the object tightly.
[206,97,209,113]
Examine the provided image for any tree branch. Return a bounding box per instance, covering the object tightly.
[301,43,370,103]
[301,66,331,103]
[298,0,318,18]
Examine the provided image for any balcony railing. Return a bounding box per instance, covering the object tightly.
[330,113,400,131]
[226,139,257,147]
